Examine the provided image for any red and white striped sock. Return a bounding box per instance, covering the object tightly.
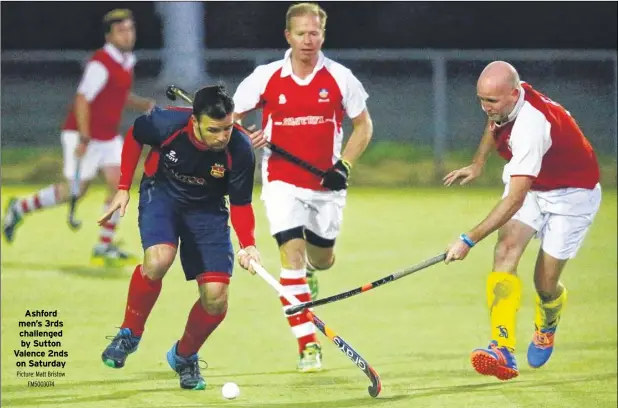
[99,200,120,246]
[14,185,59,216]
[279,268,318,354]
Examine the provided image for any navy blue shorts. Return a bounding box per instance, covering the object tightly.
[137,180,234,281]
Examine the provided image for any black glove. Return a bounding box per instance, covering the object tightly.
[321,160,351,191]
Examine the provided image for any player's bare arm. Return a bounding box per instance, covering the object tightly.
[445,175,533,263]
[126,92,156,113]
[341,109,374,165]
[98,125,144,225]
[321,109,373,191]
[466,175,533,243]
[73,93,91,158]
[233,112,268,148]
[444,119,495,186]
[72,57,110,158]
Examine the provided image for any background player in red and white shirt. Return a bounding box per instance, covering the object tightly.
[3,9,155,266]
[233,2,373,372]
[443,61,601,380]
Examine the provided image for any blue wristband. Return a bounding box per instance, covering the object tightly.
[460,233,475,248]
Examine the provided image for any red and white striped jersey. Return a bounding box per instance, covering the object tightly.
[63,43,135,141]
[233,49,368,190]
[493,82,599,191]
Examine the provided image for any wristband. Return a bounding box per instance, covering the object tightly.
[460,233,475,248]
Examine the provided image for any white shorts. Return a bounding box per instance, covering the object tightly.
[503,183,602,260]
[61,131,123,181]
[261,181,347,241]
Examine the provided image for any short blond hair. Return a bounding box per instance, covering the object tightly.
[285,3,327,31]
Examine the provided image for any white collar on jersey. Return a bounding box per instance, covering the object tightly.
[103,43,136,70]
[496,82,526,127]
[280,48,326,80]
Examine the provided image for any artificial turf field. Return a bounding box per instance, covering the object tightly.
[1,185,616,408]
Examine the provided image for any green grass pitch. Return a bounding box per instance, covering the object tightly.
[1,185,616,408]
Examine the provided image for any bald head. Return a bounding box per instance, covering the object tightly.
[478,61,520,92]
[476,61,521,123]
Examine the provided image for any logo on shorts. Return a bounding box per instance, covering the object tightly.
[210,163,226,178]
[166,150,178,163]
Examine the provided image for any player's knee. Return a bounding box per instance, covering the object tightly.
[142,260,172,280]
[201,297,228,316]
[102,166,121,188]
[143,245,176,279]
[200,286,228,315]
[494,237,524,268]
[276,228,306,269]
[534,279,560,301]
[307,252,335,271]
[536,287,561,302]
[54,183,70,202]
[305,230,335,270]
[280,245,306,269]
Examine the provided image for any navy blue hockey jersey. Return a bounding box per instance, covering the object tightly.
[132,107,255,208]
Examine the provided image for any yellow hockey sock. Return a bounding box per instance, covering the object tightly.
[486,272,521,350]
[535,284,568,330]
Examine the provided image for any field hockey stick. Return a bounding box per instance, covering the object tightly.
[165,85,326,178]
[286,253,447,316]
[245,257,382,398]
[67,158,82,230]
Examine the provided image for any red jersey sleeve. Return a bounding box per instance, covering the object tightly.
[230,203,256,248]
[118,126,143,191]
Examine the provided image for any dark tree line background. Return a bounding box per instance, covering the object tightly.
[2,2,616,50]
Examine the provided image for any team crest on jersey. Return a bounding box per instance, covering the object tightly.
[279,94,287,104]
[318,88,330,103]
[210,163,226,178]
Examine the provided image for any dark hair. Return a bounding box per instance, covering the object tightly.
[193,85,235,120]
[103,9,133,34]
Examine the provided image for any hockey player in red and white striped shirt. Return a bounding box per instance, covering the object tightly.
[3,9,155,266]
